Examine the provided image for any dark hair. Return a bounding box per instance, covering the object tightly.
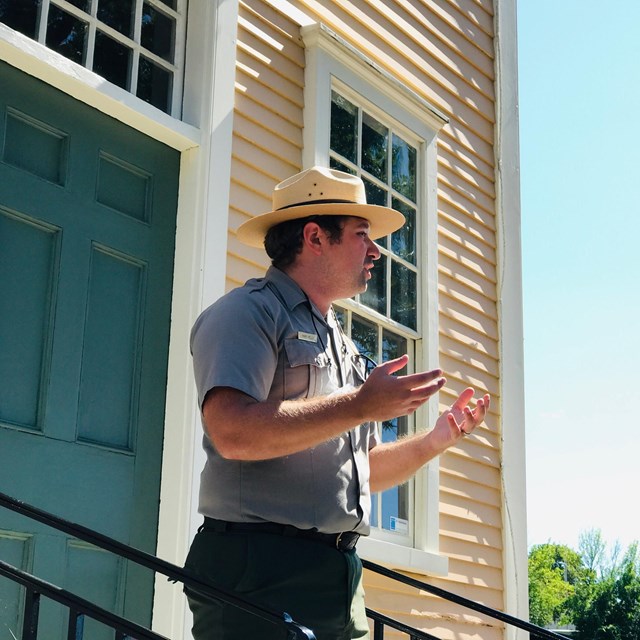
[264,215,347,269]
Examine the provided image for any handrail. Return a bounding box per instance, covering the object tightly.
[0,491,315,639]
[0,491,569,640]
[0,559,168,640]
[361,559,569,640]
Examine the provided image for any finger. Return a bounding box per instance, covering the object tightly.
[399,368,445,389]
[471,394,490,423]
[450,387,477,412]
[406,377,446,402]
[447,413,466,436]
[375,354,409,376]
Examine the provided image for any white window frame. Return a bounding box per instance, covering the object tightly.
[13,0,187,117]
[301,23,449,575]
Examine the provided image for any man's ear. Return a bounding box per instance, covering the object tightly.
[302,222,325,256]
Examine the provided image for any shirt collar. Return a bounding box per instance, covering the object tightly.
[265,266,328,324]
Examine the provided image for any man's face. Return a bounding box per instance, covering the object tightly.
[322,216,381,299]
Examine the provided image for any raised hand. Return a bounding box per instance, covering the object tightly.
[356,354,446,423]
[430,387,490,452]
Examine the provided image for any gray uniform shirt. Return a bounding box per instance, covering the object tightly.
[190,267,379,535]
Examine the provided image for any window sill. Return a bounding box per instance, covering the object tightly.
[357,536,449,577]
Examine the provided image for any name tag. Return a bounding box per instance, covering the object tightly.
[297,331,318,343]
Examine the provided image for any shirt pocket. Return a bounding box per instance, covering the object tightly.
[283,337,328,399]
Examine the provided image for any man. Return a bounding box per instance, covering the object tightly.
[185,166,489,639]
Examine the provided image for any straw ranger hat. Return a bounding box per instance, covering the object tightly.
[236,166,406,248]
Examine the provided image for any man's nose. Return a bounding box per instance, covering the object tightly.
[368,238,381,260]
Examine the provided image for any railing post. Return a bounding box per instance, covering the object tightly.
[67,609,84,640]
[22,589,41,640]
[373,619,384,640]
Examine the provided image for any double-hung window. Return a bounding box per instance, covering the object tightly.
[302,24,448,574]
[330,86,419,543]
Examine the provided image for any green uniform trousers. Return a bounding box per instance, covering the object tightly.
[184,526,370,640]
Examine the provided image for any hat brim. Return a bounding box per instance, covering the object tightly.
[236,202,406,248]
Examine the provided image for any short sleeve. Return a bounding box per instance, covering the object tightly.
[190,289,279,407]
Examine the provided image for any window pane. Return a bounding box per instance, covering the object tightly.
[350,315,377,360]
[46,6,87,65]
[379,312,410,533]
[360,256,386,316]
[362,112,388,182]
[391,198,416,265]
[382,329,406,362]
[380,415,409,530]
[141,2,175,63]
[390,261,416,330]
[137,55,172,113]
[392,134,417,201]
[97,0,134,38]
[157,0,177,9]
[363,178,387,248]
[363,177,386,207]
[329,157,355,175]
[93,31,131,90]
[0,1,39,38]
[330,91,358,164]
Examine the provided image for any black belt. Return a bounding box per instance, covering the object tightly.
[201,517,360,552]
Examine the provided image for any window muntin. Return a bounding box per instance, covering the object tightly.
[0,0,185,116]
[330,87,422,539]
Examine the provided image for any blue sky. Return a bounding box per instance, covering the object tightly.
[518,1,640,552]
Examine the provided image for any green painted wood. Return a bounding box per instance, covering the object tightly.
[0,60,179,637]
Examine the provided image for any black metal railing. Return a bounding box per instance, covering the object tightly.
[361,559,570,640]
[0,558,169,640]
[0,491,569,640]
[0,491,314,640]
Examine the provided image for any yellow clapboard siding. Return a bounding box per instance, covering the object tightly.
[438,280,497,326]
[439,323,499,364]
[235,46,304,105]
[438,242,497,286]
[439,202,497,250]
[438,135,495,182]
[437,283,497,339]
[390,0,495,77]
[439,0,495,37]
[439,164,497,216]
[439,145,496,200]
[240,1,306,66]
[237,22,304,85]
[355,0,496,100]
[440,124,495,172]
[439,330,499,378]
[234,112,302,165]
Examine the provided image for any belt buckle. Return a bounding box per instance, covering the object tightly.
[335,532,344,549]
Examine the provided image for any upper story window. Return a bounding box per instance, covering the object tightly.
[329,85,421,543]
[0,0,186,116]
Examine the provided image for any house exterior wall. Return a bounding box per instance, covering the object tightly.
[0,0,524,637]
[226,0,525,638]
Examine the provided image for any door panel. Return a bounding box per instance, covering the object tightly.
[0,60,179,636]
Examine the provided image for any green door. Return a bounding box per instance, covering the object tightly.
[0,61,179,637]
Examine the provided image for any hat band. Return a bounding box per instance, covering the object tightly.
[277,198,358,211]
